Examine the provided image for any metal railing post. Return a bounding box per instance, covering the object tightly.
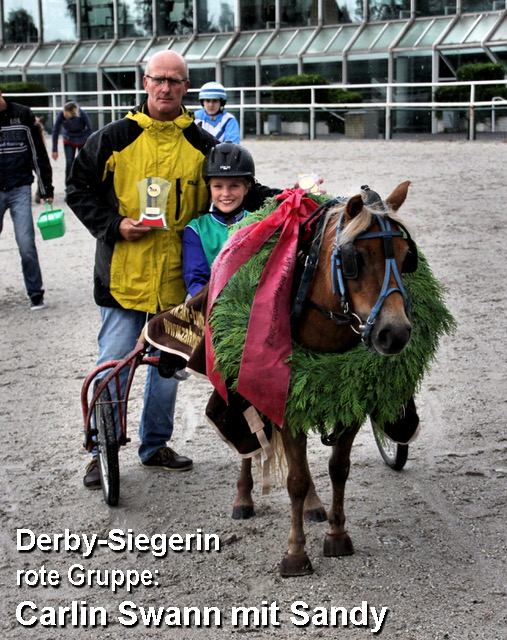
[310,88,315,140]
[385,84,392,140]
[469,83,476,141]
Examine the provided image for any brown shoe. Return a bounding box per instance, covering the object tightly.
[83,457,101,489]
[142,446,193,472]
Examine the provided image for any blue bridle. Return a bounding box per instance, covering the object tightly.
[331,212,411,344]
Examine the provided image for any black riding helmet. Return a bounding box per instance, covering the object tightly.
[203,142,255,184]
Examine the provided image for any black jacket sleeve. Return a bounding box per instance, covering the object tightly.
[66,122,133,244]
[30,111,54,199]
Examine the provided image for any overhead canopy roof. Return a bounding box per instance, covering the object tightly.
[0,12,505,72]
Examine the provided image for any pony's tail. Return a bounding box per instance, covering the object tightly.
[253,426,287,494]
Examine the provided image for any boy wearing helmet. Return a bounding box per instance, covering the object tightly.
[194,82,240,144]
[182,142,254,296]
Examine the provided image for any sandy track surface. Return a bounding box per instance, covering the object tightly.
[1,139,506,639]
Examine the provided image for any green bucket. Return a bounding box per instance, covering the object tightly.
[37,202,66,240]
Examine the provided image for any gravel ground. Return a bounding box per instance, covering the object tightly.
[1,138,506,639]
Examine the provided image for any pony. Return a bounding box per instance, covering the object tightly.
[145,180,454,577]
[213,181,419,577]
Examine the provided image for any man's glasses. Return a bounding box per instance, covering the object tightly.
[145,75,188,87]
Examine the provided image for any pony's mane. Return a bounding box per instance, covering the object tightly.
[323,200,409,247]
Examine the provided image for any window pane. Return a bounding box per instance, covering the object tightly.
[122,40,151,63]
[349,24,386,51]
[205,35,234,57]
[103,42,133,64]
[280,0,313,27]
[373,23,406,49]
[50,44,75,64]
[3,0,39,44]
[335,0,364,22]
[67,44,96,65]
[284,29,315,55]
[155,0,194,36]
[488,15,507,41]
[417,0,456,17]
[462,0,502,11]
[80,0,114,40]
[41,0,77,42]
[326,25,362,53]
[240,1,275,31]
[368,0,411,22]
[241,32,273,57]
[463,14,500,43]
[306,28,344,54]
[197,0,235,33]
[441,16,479,44]
[118,0,149,37]
[417,18,453,46]
[397,19,434,47]
[263,30,298,56]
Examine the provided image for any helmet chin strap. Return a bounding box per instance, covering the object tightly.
[212,203,245,219]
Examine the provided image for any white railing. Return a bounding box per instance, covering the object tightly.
[5,79,507,141]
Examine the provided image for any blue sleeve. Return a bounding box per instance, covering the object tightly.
[51,112,64,152]
[82,110,93,136]
[223,113,240,143]
[182,225,211,297]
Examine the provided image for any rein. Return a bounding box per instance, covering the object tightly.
[292,198,355,329]
[292,188,413,346]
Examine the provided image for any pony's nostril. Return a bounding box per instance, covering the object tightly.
[377,325,411,354]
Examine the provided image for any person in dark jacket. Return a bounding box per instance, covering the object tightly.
[52,101,92,186]
[0,90,54,310]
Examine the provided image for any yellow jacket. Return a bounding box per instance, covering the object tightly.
[67,101,217,313]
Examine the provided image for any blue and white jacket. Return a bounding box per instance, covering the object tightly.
[193,108,240,143]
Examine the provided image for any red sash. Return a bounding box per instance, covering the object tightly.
[205,189,319,427]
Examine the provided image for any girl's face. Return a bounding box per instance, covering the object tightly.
[202,99,222,116]
[209,177,250,216]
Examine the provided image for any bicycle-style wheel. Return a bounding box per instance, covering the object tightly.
[93,382,120,505]
[371,420,408,471]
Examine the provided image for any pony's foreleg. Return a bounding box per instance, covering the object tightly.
[280,429,313,577]
[232,458,255,520]
[323,424,360,557]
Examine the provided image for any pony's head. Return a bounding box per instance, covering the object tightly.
[296,181,416,356]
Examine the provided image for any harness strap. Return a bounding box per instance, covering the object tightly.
[291,211,328,324]
[304,299,353,326]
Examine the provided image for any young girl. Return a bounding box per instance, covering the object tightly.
[182,142,255,297]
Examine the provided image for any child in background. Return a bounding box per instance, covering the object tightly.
[182,142,255,297]
[194,82,240,144]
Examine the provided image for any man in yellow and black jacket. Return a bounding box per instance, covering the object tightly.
[68,50,275,489]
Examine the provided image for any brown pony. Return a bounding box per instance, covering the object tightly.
[230,181,415,577]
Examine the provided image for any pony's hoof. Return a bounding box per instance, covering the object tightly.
[280,553,314,577]
[232,505,255,520]
[304,506,328,522]
[323,532,354,557]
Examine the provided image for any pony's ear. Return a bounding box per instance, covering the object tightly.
[386,181,411,211]
[344,193,364,220]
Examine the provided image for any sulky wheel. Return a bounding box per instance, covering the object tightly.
[371,419,409,471]
[93,382,120,505]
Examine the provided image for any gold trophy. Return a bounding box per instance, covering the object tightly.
[138,177,172,228]
[298,173,321,194]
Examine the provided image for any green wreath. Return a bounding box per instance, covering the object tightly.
[210,195,456,436]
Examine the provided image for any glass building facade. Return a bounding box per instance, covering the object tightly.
[1,0,506,133]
